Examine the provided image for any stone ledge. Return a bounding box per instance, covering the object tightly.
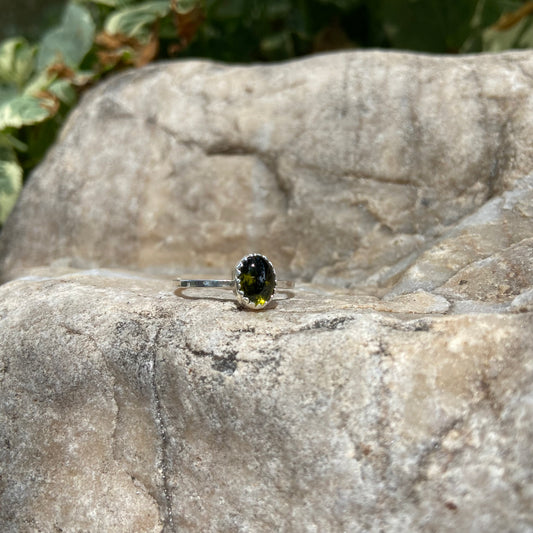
[1,271,532,531]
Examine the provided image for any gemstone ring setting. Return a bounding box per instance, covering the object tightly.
[176,253,294,310]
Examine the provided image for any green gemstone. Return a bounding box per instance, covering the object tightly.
[237,254,276,306]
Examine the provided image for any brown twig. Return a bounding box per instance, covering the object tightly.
[491,1,533,31]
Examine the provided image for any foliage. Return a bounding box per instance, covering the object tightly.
[1,0,533,224]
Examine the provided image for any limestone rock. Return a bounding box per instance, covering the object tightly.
[1,50,533,289]
[387,173,533,307]
[1,50,533,532]
[1,271,532,532]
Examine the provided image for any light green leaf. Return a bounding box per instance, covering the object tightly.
[0,141,23,224]
[3,133,27,153]
[174,0,201,14]
[48,79,77,105]
[0,85,18,104]
[483,15,533,51]
[82,0,136,6]
[37,3,96,71]
[0,38,36,88]
[518,19,533,48]
[105,1,171,37]
[0,94,54,129]
[23,69,54,98]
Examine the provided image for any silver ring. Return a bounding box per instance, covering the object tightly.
[176,253,294,310]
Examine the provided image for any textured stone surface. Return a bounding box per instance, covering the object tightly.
[1,50,533,288]
[387,173,533,309]
[1,271,532,532]
[1,50,533,532]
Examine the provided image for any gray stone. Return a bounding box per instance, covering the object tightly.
[1,271,532,532]
[387,173,533,306]
[1,50,533,289]
[1,50,533,532]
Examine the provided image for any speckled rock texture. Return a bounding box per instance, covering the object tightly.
[1,50,533,532]
[1,50,533,289]
[1,272,532,532]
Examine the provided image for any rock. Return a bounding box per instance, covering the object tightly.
[1,50,533,289]
[386,173,533,307]
[1,270,532,532]
[1,50,533,532]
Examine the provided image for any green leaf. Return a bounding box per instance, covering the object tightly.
[375,0,479,53]
[518,17,533,47]
[3,133,28,153]
[260,31,294,58]
[23,69,55,98]
[37,3,96,71]
[316,0,361,9]
[0,85,18,104]
[48,79,77,106]
[0,140,23,224]
[0,94,54,129]
[105,1,171,37]
[0,38,36,89]
[174,0,201,14]
[483,16,533,51]
[82,0,136,6]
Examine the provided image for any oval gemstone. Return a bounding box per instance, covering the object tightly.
[237,254,276,306]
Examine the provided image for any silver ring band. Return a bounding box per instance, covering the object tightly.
[176,279,294,289]
[175,253,294,310]
[177,279,234,288]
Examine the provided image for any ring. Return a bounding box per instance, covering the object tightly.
[176,253,295,310]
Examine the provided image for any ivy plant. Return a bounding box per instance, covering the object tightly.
[0,0,203,224]
[1,0,533,225]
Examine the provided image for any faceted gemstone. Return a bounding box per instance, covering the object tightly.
[237,254,276,306]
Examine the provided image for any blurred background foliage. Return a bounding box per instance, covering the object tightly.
[1,0,533,224]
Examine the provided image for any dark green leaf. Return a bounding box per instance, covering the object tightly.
[316,0,361,9]
[375,0,479,53]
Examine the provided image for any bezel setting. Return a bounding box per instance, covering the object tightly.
[233,253,277,310]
